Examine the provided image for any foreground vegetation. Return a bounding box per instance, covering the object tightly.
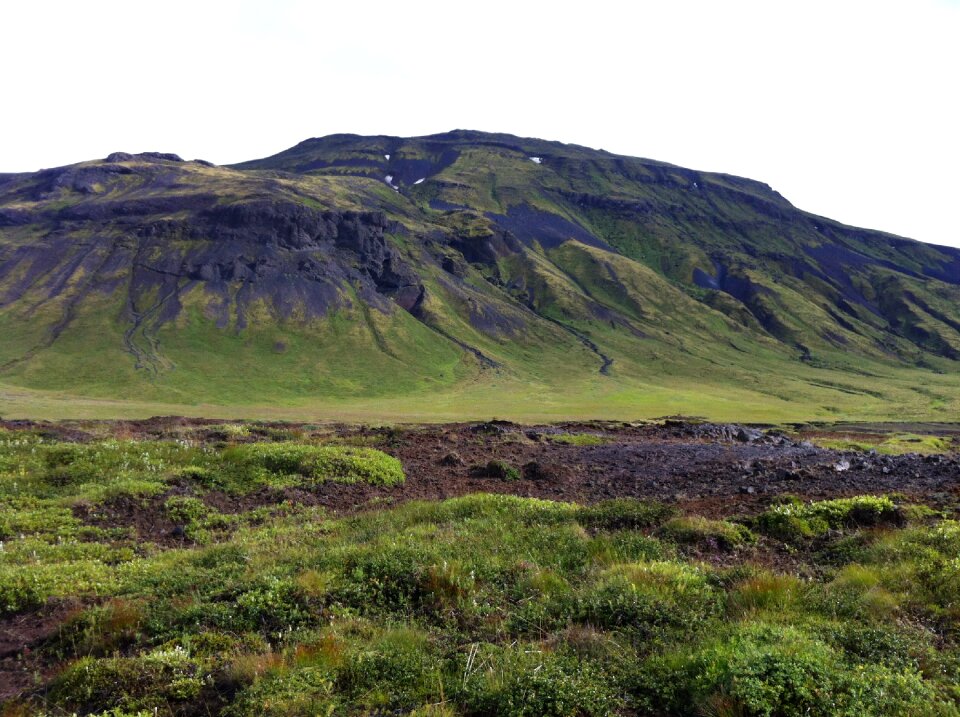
[3,429,960,715]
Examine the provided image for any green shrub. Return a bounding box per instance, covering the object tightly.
[758,495,901,542]
[173,464,217,484]
[817,564,899,620]
[333,544,432,613]
[460,645,619,716]
[0,496,80,539]
[587,530,667,565]
[726,571,806,617]
[815,433,954,455]
[42,444,101,486]
[631,622,953,716]
[49,647,211,713]
[24,440,207,499]
[174,630,270,659]
[812,621,928,670]
[577,498,677,532]
[758,511,829,542]
[164,496,213,525]
[47,598,146,659]
[0,560,117,615]
[221,443,404,491]
[164,496,236,542]
[575,561,720,638]
[815,531,879,566]
[226,665,337,716]
[337,628,445,710]
[234,577,317,632]
[899,503,941,523]
[471,460,521,480]
[658,515,755,551]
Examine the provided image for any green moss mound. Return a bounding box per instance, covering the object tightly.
[758,495,903,542]
[220,443,405,490]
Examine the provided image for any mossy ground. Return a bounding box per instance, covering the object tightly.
[812,432,957,455]
[3,428,960,715]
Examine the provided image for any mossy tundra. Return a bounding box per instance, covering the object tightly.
[3,426,960,716]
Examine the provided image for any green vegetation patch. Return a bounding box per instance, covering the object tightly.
[658,515,756,551]
[633,621,954,716]
[548,433,612,446]
[220,443,404,490]
[577,498,678,532]
[757,495,903,542]
[164,496,238,543]
[50,646,212,714]
[813,432,956,455]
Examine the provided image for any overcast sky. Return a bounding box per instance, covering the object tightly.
[3,0,958,247]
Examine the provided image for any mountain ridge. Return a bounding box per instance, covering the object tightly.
[0,130,957,421]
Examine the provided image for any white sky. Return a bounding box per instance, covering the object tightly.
[3,0,958,248]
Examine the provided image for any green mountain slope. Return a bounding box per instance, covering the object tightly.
[0,132,958,421]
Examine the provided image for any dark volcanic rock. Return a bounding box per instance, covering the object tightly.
[450,226,523,266]
[662,421,792,446]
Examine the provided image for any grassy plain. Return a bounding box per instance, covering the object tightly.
[3,349,960,424]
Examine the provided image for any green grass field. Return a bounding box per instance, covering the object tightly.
[3,347,960,423]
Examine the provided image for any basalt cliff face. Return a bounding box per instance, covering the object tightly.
[0,131,957,415]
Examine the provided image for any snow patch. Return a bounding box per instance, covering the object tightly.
[414,177,425,185]
[529,156,542,164]
[384,154,390,160]
[384,175,399,191]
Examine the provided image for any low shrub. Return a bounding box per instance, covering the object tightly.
[220,443,404,491]
[333,544,434,613]
[460,644,620,716]
[758,495,902,542]
[49,647,211,714]
[658,515,755,551]
[47,598,146,659]
[164,496,236,543]
[234,576,318,632]
[226,665,337,716]
[813,620,929,671]
[577,498,677,532]
[470,460,520,480]
[630,622,954,716]
[726,571,806,617]
[548,433,610,446]
[819,564,899,620]
[587,531,667,565]
[0,496,80,539]
[0,560,117,615]
[575,561,721,639]
[337,628,445,711]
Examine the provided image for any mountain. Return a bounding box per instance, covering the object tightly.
[0,131,958,421]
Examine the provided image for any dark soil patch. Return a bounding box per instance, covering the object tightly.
[0,600,79,702]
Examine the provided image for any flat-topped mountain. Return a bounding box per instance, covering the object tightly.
[1,131,957,419]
